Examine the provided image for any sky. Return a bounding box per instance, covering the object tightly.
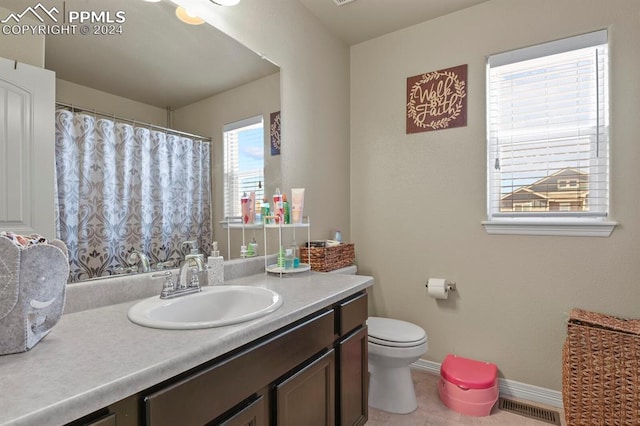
[237,125,264,173]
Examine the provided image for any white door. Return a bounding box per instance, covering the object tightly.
[0,57,55,239]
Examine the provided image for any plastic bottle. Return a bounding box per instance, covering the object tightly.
[283,193,290,224]
[277,246,285,268]
[255,198,262,224]
[261,198,271,224]
[207,242,224,286]
[249,237,258,257]
[273,188,283,224]
[241,192,250,224]
[284,249,294,269]
[290,241,300,268]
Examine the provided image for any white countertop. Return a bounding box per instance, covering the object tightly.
[0,272,373,426]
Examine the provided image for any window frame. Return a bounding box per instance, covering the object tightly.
[222,115,265,223]
[482,30,617,237]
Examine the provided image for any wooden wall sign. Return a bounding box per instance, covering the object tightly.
[270,111,281,156]
[406,64,467,134]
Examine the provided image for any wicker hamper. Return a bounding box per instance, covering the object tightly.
[300,243,355,272]
[562,308,640,425]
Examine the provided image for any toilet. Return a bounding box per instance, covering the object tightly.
[367,316,428,414]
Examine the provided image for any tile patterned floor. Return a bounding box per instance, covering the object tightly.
[367,369,566,425]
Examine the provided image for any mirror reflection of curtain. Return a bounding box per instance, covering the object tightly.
[54,109,211,283]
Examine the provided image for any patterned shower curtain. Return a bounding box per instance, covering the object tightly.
[54,109,212,282]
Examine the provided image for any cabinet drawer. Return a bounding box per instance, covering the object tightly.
[336,292,367,336]
[144,309,334,426]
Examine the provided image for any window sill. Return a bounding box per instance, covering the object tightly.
[482,220,618,237]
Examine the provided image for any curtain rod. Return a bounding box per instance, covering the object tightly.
[55,102,212,143]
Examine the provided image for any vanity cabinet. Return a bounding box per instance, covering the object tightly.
[68,291,368,426]
[335,292,369,426]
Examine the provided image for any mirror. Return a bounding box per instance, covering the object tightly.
[2,0,281,280]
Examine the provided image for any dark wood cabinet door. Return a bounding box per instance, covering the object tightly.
[217,395,265,426]
[275,350,335,426]
[338,326,368,426]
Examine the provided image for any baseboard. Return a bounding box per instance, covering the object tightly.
[412,359,563,408]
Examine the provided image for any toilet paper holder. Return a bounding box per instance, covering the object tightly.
[425,280,457,292]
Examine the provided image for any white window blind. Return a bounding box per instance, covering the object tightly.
[487,30,609,221]
[223,115,264,220]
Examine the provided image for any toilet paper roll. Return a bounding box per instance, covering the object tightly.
[428,278,449,299]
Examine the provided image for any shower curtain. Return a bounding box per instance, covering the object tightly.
[54,109,212,282]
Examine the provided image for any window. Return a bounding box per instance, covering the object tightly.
[557,179,579,190]
[485,30,615,236]
[223,116,264,220]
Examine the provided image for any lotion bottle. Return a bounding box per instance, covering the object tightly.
[207,241,224,286]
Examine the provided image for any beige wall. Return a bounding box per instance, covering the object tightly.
[178,0,351,242]
[56,79,167,126]
[0,7,44,67]
[351,0,640,391]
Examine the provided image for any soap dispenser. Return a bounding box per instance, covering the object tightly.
[183,240,205,264]
[207,241,224,286]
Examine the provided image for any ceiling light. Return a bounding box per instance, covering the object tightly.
[210,0,241,6]
[175,6,205,25]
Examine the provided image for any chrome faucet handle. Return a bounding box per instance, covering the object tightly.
[189,266,200,289]
[155,260,175,270]
[152,271,175,298]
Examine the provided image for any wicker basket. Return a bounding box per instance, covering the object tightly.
[300,243,355,272]
[562,308,640,425]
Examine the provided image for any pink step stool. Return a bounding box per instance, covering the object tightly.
[438,354,499,417]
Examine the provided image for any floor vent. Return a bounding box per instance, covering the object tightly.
[498,398,561,425]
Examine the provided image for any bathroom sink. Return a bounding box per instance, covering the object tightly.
[127,286,283,330]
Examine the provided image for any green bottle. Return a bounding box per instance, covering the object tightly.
[283,194,290,224]
[277,246,285,268]
[261,198,271,224]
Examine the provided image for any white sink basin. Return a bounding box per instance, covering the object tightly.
[128,286,283,329]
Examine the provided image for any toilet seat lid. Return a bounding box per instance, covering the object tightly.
[367,317,426,344]
[440,354,497,389]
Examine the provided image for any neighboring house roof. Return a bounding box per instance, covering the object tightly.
[501,187,547,202]
[501,168,589,202]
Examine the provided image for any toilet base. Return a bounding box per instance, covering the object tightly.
[368,363,417,414]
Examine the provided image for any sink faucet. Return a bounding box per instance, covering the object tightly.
[180,240,207,288]
[152,267,201,299]
[127,250,151,273]
[178,256,206,289]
